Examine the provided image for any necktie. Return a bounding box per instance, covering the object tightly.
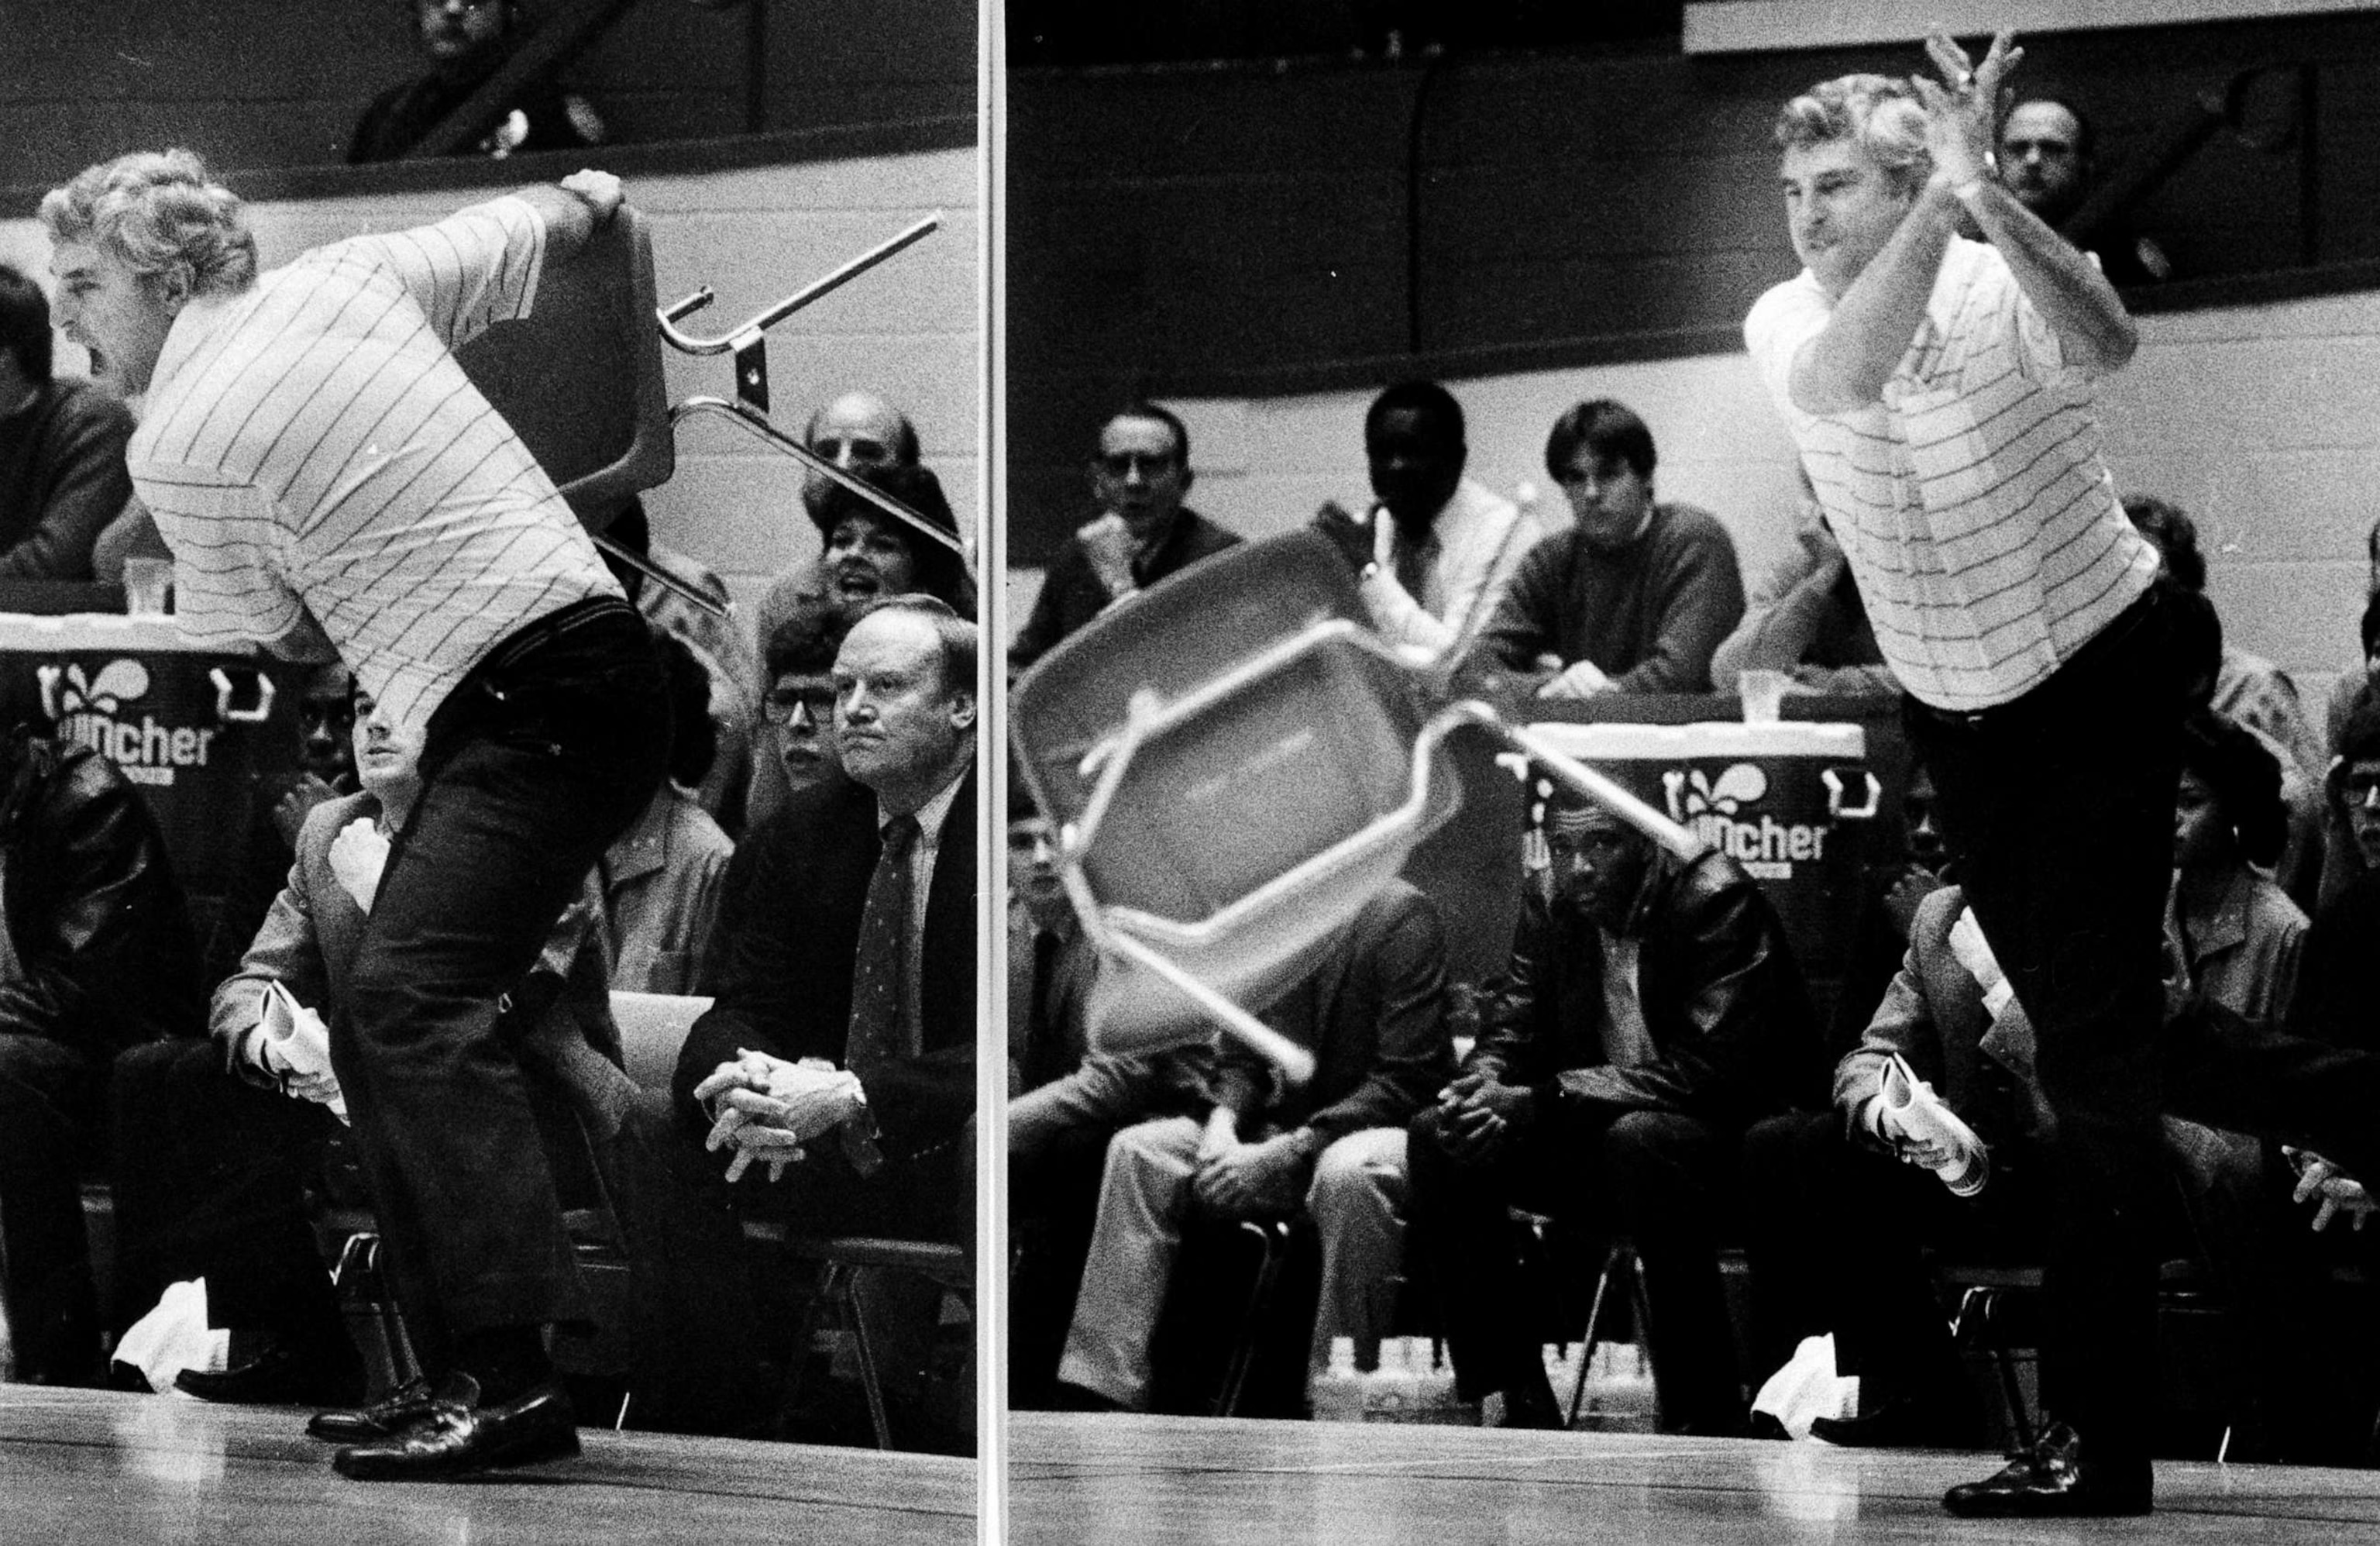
[845,814,921,1075]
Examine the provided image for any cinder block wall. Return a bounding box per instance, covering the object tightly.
[0,145,981,635]
[1016,286,2380,701]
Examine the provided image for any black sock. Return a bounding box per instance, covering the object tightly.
[454,1325,552,1403]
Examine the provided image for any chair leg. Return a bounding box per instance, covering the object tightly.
[1214,1221,1286,1418]
[1623,1245,1661,1431]
[1953,1286,2035,1451]
[776,1260,843,1438]
[1565,1241,1628,1427]
[843,1267,895,1451]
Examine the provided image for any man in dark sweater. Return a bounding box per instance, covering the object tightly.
[1468,398,1744,697]
[0,263,131,580]
[1009,402,1240,671]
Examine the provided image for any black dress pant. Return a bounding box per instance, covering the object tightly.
[1408,1098,1747,1431]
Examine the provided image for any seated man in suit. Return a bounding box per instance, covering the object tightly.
[1055,879,1453,1411]
[1740,882,2052,1448]
[160,683,615,1412]
[1407,788,1822,1432]
[671,594,978,1444]
[1006,793,1219,1407]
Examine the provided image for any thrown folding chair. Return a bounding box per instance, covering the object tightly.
[1011,528,1704,1084]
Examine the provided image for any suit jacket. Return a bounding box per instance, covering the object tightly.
[1470,847,1822,1128]
[1834,884,2051,1159]
[210,790,613,1084]
[674,762,977,1159]
[0,732,203,1057]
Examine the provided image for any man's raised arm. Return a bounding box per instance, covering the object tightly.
[1917,32,2136,375]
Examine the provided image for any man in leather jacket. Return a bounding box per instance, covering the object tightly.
[0,718,204,1383]
[1406,789,1823,1431]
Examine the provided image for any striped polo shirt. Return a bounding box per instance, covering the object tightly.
[130,195,617,735]
[1743,236,2158,712]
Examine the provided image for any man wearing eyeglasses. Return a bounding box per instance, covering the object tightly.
[1008,402,1241,670]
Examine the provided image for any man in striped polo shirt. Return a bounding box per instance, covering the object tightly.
[41,150,667,1480]
[1742,33,2214,1517]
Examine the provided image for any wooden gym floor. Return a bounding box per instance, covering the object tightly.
[0,1384,974,1544]
[1009,1411,2380,1544]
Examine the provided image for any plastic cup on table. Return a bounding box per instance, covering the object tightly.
[1736,669,1789,725]
[122,558,172,616]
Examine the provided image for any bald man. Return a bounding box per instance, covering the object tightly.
[746,391,925,829]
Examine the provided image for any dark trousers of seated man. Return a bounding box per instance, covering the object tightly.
[1740,1107,2046,1430]
[326,598,666,1388]
[106,1039,347,1365]
[1408,1099,1748,1432]
[631,1105,974,1435]
[0,1031,108,1384]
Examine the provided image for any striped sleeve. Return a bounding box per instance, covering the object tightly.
[339,195,548,353]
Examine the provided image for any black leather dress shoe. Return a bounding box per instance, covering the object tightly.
[1942,1422,2151,1517]
[307,1376,440,1443]
[177,1340,364,1410]
[332,1372,580,1482]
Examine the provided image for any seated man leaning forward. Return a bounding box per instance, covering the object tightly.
[1467,399,1745,698]
[1056,878,1454,1412]
[160,686,614,1411]
[1407,788,1824,1432]
[670,596,978,1436]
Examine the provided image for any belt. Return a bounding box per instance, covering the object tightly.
[1906,584,2164,732]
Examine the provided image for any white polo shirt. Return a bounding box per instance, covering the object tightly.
[1744,236,2158,712]
[131,195,617,735]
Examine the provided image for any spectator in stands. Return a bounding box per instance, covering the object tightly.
[672,595,978,1446]
[2155,707,2334,1462]
[1312,381,1528,663]
[2126,495,2324,780]
[1407,788,1821,1432]
[2127,494,2326,906]
[171,684,614,1413]
[744,394,927,830]
[1998,98,2169,287]
[599,499,759,835]
[0,262,132,580]
[756,593,853,812]
[809,463,975,621]
[2323,590,2380,794]
[349,0,604,165]
[1742,880,2049,1449]
[1827,759,1953,1054]
[204,663,361,983]
[1467,400,1744,697]
[747,391,922,677]
[1056,880,1453,1412]
[2167,709,2306,1022]
[1006,791,1219,1408]
[1009,402,1240,671]
[598,632,733,996]
[1709,473,1895,697]
[0,696,205,1386]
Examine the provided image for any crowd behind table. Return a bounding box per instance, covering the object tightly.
[1006,367,2380,1465]
[0,277,982,1451]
